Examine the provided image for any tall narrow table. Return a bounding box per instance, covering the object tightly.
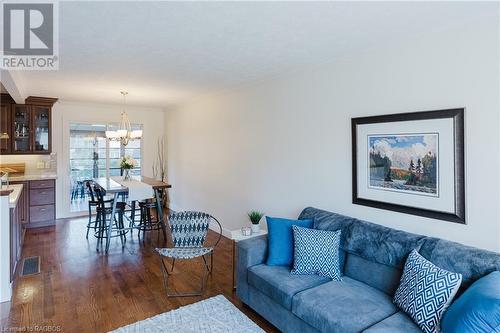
[92,176,171,253]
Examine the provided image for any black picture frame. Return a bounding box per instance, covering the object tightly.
[351,108,465,224]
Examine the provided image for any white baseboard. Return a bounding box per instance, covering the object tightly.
[209,223,232,239]
[167,202,182,213]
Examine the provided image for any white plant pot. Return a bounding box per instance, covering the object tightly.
[251,224,260,234]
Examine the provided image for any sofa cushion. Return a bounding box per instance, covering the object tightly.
[299,207,500,294]
[344,253,402,295]
[362,312,422,333]
[441,271,500,333]
[291,226,342,280]
[298,207,426,268]
[292,277,398,333]
[266,216,314,266]
[420,237,500,291]
[247,285,319,333]
[394,250,462,333]
[247,264,329,310]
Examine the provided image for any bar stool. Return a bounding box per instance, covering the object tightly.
[93,185,128,250]
[138,199,163,242]
[85,180,99,239]
[72,180,86,201]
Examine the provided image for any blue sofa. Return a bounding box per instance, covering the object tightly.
[236,207,500,333]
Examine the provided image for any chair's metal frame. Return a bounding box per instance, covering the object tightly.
[93,185,129,251]
[85,180,99,239]
[159,212,222,297]
[137,200,163,242]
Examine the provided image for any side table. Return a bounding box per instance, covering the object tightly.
[230,228,268,290]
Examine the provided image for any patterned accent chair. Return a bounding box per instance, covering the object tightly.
[156,211,222,297]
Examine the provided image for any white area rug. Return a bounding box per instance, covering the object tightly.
[109,295,265,333]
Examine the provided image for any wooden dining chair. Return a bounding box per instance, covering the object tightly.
[156,211,222,297]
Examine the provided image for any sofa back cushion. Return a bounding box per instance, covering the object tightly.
[441,271,500,333]
[298,207,500,295]
[343,253,402,295]
[420,237,500,292]
[298,207,425,294]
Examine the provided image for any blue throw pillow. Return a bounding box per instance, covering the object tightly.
[266,216,313,266]
[441,271,500,333]
[394,249,462,333]
[291,225,342,280]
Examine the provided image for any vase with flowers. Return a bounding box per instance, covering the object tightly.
[120,155,137,180]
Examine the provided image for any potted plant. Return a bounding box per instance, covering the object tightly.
[248,211,264,234]
[120,155,137,180]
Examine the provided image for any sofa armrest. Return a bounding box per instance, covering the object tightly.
[236,234,268,303]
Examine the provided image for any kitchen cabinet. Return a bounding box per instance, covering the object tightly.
[9,190,23,282]
[10,179,55,228]
[32,105,51,153]
[10,181,29,226]
[0,94,57,155]
[28,179,56,227]
[0,101,11,154]
[12,105,31,153]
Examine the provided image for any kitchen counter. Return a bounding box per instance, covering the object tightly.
[8,172,57,181]
[0,183,25,303]
[5,184,24,208]
[0,184,24,208]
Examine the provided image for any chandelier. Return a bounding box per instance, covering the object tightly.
[105,91,142,146]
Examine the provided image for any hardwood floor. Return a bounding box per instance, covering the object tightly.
[0,217,279,333]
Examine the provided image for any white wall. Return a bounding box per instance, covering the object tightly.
[166,8,500,252]
[52,101,165,218]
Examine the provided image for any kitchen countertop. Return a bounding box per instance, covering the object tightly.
[1,184,24,208]
[8,172,57,181]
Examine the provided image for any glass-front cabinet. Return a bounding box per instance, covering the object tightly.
[12,105,31,153]
[0,95,57,154]
[0,103,11,154]
[32,106,51,153]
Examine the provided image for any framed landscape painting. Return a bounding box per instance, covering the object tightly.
[352,109,465,224]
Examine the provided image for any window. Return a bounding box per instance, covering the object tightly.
[108,123,142,177]
[69,122,142,212]
[69,124,107,182]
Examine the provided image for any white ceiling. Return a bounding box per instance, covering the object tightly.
[6,1,494,108]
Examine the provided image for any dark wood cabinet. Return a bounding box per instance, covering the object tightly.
[10,179,55,228]
[30,187,55,205]
[10,191,23,282]
[10,181,29,226]
[32,106,51,153]
[0,94,57,155]
[12,105,31,153]
[28,179,56,227]
[0,94,13,154]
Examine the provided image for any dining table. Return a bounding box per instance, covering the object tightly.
[92,176,172,253]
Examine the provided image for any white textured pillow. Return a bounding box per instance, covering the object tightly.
[394,249,462,333]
